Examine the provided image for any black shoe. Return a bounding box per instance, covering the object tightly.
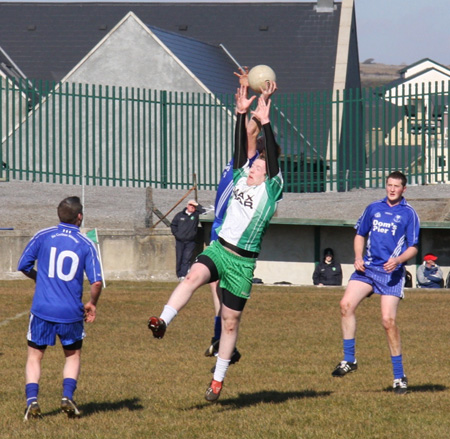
[331,360,358,377]
[210,348,241,373]
[61,397,81,418]
[393,376,408,395]
[204,338,219,357]
[230,348,241,365]
[24,401,42,421]
[148,316,167,339]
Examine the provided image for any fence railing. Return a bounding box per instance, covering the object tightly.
[1,78,449,191]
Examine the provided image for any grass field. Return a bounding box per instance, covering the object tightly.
[1,280,450,439]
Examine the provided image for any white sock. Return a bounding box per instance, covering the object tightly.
[160,305,177,326]
[213,357,230,382]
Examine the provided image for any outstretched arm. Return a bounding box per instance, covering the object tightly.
[251,96,280,179]
[247,81,277,158]
[234,85,256,169]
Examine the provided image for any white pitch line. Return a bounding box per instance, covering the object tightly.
[0,311,28,327]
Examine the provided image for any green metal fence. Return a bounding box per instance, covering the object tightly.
[1,78,449,191]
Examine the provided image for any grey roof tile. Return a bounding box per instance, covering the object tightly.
[0,2,343,93]
[149,26,238,95]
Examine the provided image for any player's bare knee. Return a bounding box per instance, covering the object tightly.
[339,300,352,317]
[381,316,396,331]
[222,316,238,333]
[184,271,194,282]
[184,270,205,288]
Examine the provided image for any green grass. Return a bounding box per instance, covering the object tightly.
[1,281,450,438]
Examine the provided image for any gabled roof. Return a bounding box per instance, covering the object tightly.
[148,26,237,96]
[42,11,238,96]
[382,67,450,93]
[383,67,450,89]
[0,1,343,94]
[399,58,450,75]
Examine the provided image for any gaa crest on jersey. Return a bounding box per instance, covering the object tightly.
[393,215,402,223]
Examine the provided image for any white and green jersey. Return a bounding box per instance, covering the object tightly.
[218,161,283,254]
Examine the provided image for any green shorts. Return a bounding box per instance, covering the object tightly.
[201,240,256,299]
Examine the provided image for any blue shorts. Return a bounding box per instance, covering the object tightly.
[349,265,405,298]
[27,313,85,347]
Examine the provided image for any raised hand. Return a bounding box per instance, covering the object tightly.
[260,80,277,102]
[235,85,257,115]
[233,66,250,87]
[251,96,271,125]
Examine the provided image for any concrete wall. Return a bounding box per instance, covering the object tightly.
[3,225,450,286]
[202,222,420,285]
[1,229,178,282]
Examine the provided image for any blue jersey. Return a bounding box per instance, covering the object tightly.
[355,197,420,268]
[17,223,103,323]
[210,153,259,242]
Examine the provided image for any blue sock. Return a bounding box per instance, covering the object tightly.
[343,338,356,363]
[62,378,77,400]
[25,383,39,407]
[391,355,405,379]
[214,316,221,340]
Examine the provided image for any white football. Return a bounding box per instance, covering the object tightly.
[248,65,276,92]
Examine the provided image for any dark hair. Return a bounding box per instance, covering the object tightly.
[386,170,407,186]
[257,140,281,159]
[57,196,83,224]
[324,247,334,257]
[256,136,265,153]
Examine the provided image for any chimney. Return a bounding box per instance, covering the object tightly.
[316,0,335,13]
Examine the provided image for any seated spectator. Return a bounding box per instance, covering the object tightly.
[313,247,342,286]
[416,253,444,288]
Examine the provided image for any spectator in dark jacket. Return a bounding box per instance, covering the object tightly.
[313,247,343,286]
[416,253,443,288]
[171,199,204,280]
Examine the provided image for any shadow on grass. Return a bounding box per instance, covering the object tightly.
[383,383,447,393]
[191,389,332,410]
[44,397,144,418]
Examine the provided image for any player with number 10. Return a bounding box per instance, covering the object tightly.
[18,196,103,420]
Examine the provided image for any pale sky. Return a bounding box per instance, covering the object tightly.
[3,0,449,66]
[355,0,450,66]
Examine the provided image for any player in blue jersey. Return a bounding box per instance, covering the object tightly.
[331,171,420,395]
[18,196,103,420]
[204,70,276,361]
[148,84,283,402]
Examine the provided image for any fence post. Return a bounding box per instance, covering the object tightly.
[145,186,153,228]
[160,90,168,188]
[0,77,5,182]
